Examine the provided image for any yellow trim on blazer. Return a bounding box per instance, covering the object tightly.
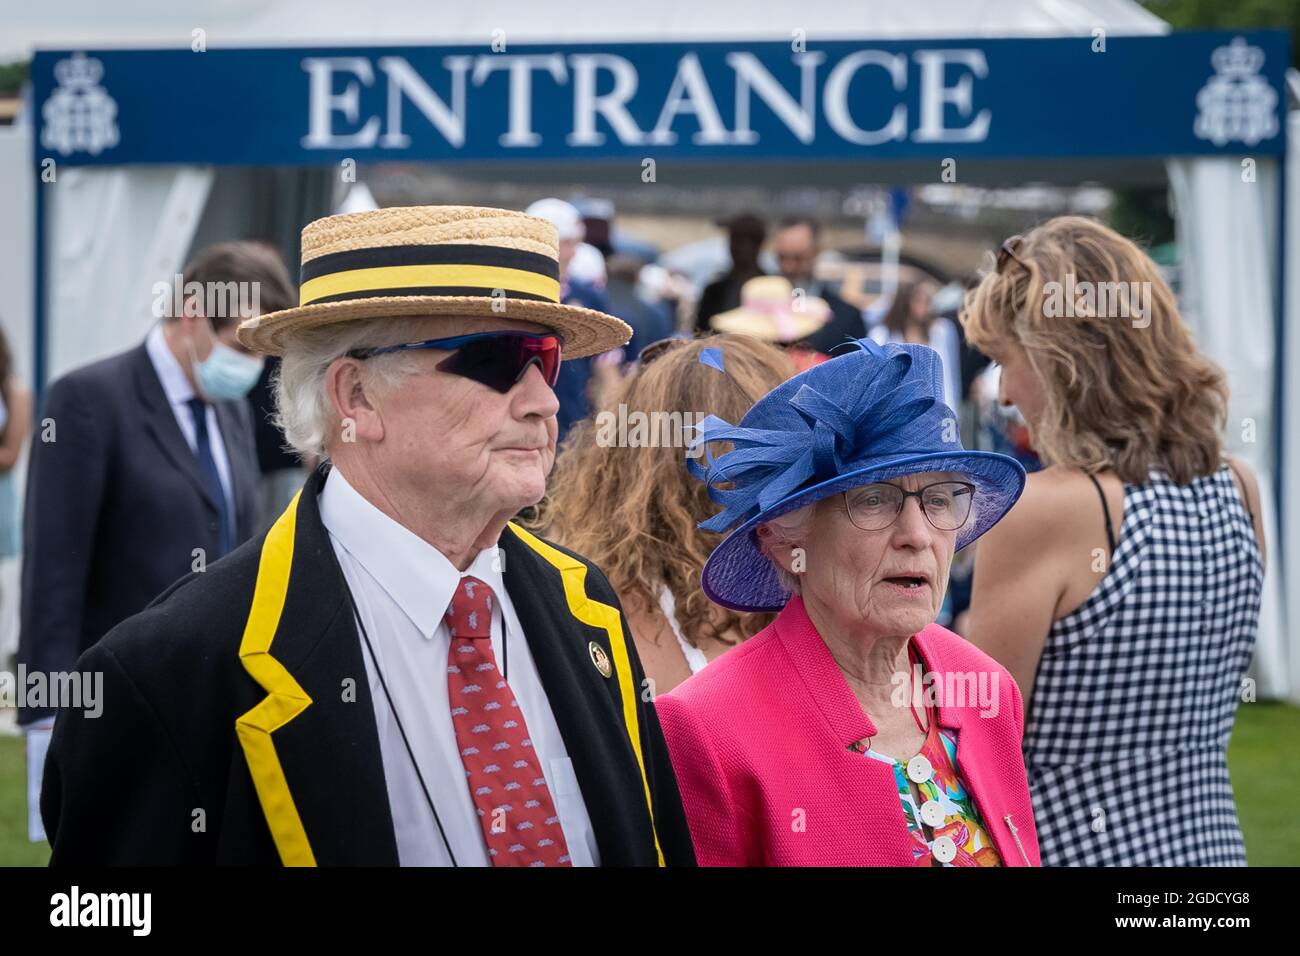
[506,522,666,866]
[235,491,317,866]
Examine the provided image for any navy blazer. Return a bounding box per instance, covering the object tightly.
[41,465,695,866]
[18,340,259,722]
[804,287,869,355]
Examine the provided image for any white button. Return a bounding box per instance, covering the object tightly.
[931,835,958,863]
[920,800,946,828]
[907,755,933,784]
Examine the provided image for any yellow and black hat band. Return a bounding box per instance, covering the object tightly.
[298,243,561,307]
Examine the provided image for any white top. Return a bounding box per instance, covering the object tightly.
[318,467,600,867]
[656,585,709,676]
[867,317,962,412]
[144,323,235,519]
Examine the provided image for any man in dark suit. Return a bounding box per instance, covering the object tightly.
[18,241,292,727]
[694,212,767,333]
[771,216,868,354]
[40,206,694,867]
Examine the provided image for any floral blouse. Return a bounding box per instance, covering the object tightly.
[857,720,1002,867]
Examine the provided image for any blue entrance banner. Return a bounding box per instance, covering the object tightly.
[30,30,1288,168]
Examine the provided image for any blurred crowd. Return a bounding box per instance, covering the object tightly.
[1,200,1263,870]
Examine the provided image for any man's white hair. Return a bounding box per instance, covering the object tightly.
[273,317,432,460]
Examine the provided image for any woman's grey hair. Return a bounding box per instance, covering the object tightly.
[756,504,815,596]
[273,317,431,460]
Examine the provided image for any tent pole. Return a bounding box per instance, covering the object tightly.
[1275,152,1287,535]
[32,168,47,404]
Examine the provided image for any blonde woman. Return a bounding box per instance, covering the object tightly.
[961,216,1265,866]
[0,327,31,673]
[532,334,793,694]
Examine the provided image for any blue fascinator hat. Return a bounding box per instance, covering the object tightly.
[688,339,1027,612]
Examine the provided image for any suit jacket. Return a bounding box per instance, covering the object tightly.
[694,270,766,334]
[18,341,259,723]
[657,596,1041,867]
[41,466,695,866]
[804,288,868,355]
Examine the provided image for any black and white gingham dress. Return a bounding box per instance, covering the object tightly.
[1023,464,1262,866]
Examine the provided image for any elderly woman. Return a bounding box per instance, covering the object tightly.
[657,339,1040,866]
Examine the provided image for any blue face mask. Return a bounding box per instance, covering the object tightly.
[193,340,265,401]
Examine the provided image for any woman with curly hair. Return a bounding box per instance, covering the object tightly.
[960,215,1265,866]
[531,334,793,694]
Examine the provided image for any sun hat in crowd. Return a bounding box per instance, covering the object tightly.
[709,275,833,344]
[237,205,630,357]
[689,338,1027,611]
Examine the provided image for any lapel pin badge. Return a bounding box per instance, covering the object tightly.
[588,641,612,679]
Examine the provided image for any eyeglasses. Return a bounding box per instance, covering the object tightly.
[843,481,976,533]
[996,235,1029,275]
[346,331,564,394]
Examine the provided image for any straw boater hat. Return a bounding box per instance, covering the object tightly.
[237,205,632,357]
[709,275,832,344]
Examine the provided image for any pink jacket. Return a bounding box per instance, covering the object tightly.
[656,597,1041,867]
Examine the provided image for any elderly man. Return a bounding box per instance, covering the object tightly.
[40,206,695,867]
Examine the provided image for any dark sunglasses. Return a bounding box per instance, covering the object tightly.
[996,235,1029,275]
[346,331,564,394]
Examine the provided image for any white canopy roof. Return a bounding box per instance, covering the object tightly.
[5,0,1166,61]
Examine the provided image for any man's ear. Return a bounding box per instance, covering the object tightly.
[325,357,385,447]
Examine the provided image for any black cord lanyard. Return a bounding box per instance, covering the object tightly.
[346,585,461,867]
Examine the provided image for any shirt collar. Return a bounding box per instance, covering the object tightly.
[145,322,197,406]
[318,466,506,640]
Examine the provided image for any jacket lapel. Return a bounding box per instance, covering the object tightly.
[235,467,399,865]
[776,596,876,745]
[497,525,661,865]
[914,629,1036,867]
[133,341,220,513]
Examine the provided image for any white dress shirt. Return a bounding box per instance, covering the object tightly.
[144,323,236,518]
[318,467,600,866]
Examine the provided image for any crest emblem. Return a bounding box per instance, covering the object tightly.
[588,641,612,679]
[1194,36,1278,147]
[41,53,121,157]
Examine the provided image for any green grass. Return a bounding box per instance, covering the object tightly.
[0,701,1296,866]
[1228,700,1300,866]
[0,732,50,866]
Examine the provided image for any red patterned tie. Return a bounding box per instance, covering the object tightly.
[445,575,572,867]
